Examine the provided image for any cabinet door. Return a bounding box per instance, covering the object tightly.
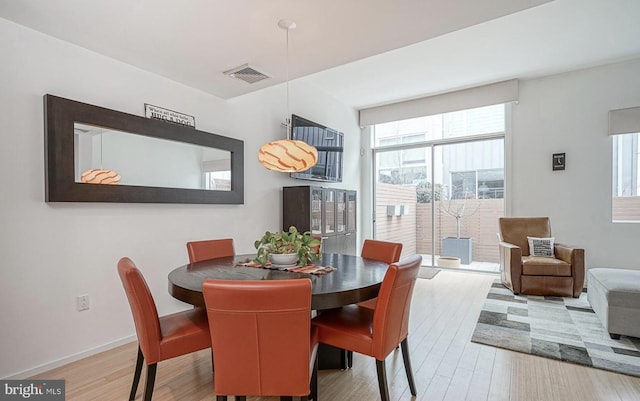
[323,188,336,236]
[343,232,357,255]
[336,190,347,234]
[310,187,323,236]
[346,190,357,233]
[322,235,340,254]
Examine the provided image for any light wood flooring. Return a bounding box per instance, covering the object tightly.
[32,270,640,400]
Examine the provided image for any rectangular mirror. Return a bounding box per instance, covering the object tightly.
[45,95,244,204]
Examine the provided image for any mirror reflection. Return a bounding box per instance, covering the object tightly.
[73,123,232,191]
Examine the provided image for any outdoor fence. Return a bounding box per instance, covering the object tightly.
[613,196,640,221]
[376,183,503,264]
[376,184,640,265]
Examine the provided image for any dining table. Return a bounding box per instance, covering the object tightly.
[168,252,389,311]
[168,252,390,370]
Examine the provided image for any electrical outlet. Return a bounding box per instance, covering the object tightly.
[77,294,90,311]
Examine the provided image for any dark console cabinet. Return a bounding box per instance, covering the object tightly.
[283,186,357,255]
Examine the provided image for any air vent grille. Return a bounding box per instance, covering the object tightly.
[223,64,270,84]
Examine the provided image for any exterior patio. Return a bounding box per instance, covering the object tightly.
[376,182,640,274]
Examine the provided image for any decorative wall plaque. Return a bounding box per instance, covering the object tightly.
[553,153,566,171]
[144,104,195,128]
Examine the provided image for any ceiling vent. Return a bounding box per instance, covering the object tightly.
[223,64,270,84]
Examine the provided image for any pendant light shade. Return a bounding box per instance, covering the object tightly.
[81,168,121,184]
[258,139,318,172]
[80,126,121,184]
[259,19,318,173]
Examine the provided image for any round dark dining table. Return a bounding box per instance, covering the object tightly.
[168,253,389,310]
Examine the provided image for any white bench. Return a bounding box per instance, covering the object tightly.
[588,268,640,339]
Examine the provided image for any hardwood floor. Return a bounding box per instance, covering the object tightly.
[31,270,640,400]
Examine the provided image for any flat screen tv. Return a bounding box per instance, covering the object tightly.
[290,114,344,182]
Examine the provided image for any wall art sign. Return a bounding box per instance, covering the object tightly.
[553,152,566,171]
[144,104,195,128]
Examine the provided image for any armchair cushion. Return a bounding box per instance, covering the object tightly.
[521,256,571,276]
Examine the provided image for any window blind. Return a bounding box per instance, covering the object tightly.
[359,79,518,127]
[609,106,640,135]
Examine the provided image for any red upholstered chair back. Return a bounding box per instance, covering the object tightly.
[202,279,314,397]
[371,254,422,360]
[361,239,403,264]
[186,238,235,263]
[117,257,162,363]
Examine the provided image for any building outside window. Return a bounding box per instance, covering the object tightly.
[612,132,640,222]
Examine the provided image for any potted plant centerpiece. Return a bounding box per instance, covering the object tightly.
[254,226,321,267]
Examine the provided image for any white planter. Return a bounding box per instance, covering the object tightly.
[437,257,461,268]
[269,253,298,265]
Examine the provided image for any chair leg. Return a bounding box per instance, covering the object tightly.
[211,349,215,372]
[279,397,293,401]
[376,359,390,401]
[216,396,227,401]
[129,346,144,401]
[142,363,157,401]
[236,397,247,401]
[400,338,417,396]
[347,350,353,368]
[310,355,318,401]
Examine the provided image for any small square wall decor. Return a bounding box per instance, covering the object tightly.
[553,153,565,171]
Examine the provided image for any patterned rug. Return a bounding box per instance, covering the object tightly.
[471,281,640,377]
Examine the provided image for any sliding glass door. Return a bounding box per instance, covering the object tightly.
[372,105,506,272]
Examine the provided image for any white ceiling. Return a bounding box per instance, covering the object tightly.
[2,0,640,110]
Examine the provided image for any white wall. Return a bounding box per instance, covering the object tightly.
[361,59,640,268]
[512,58,640,270]
[0,18,360,379]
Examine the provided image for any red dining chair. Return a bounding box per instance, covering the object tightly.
[358,239,403,310]
[312,254,422,401]
[202,279,319,401]
[346,240,403,368]
[117,257,211,401]
[186,238,235,263]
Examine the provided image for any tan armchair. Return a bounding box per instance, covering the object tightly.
[498,217,585,297]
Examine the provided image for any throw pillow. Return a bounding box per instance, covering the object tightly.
[527,236,555,257]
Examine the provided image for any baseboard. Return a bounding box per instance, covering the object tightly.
[3,335,136,380]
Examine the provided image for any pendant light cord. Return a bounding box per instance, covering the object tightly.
[285,25,291,140]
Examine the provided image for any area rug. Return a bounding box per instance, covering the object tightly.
[471,281,640,377]
[418,267,440,279]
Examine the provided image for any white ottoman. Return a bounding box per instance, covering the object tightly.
[588,268,640,339]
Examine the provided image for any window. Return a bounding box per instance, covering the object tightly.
[372,104,506,271]
[451,171,476,199]
[449,169,504,200]
[478,169,504,199]
[374,104,505,146]
[204,171,231,190]
[612,132,640,222]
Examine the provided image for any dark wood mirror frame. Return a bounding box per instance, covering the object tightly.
[44,94,244,204]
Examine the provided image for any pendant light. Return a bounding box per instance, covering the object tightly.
[80,127,121,184]
[258,19,318,172]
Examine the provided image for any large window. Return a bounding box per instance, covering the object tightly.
[374,104,505,145]
[612,132,640,222]
[372,104,506,271]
